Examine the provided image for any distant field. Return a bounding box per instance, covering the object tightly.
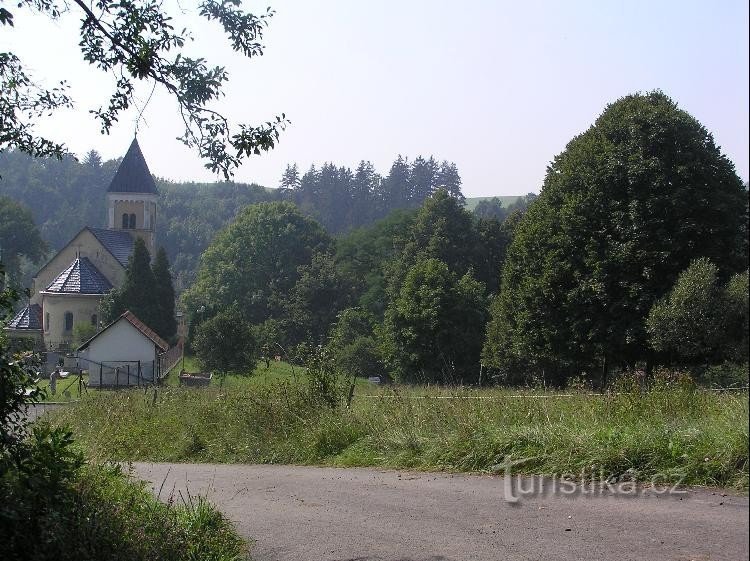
[464,195,522,211]
[48,374,749,490]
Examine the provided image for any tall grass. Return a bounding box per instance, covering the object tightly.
[50,377,749,489]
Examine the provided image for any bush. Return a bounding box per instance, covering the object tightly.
[0,424,247,561]
[335,336,384,379]
[193,307,258,376]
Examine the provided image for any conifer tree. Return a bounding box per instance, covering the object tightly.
[152,247,177,340]
[105,238,160,331]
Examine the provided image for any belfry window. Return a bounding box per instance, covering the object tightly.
[129,213,136,229]
[122,213,129,229]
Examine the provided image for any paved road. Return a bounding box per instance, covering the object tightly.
[132,463,748,561]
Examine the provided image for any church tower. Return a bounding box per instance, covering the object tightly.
[106,138,158,256]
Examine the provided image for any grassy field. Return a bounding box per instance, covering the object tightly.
[48,372,749,490]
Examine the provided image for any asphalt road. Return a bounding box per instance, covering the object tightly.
[132,463,748,561]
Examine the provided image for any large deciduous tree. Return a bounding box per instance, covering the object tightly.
[0,0,287,177]
[483,91,749,385]
[182,202,332,330]
[383,258,487,384]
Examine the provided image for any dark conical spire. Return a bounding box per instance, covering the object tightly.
[107,138,158,194]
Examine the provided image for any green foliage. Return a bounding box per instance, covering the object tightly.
[288,155,464,234]
[1,0,287,177]
[484,91,749,384]
[152,247,177,341]
[71,321,97,348]
[472,192,537,221]
[192,307,258,377]
[383,258,488,384]
[0,195,47,286]
[0,275,42,454]
[0,426,247,561]
[183,201,332,342]
[335,209,416,317]
[397,189,478,278]
[647,261,749,365]
[325,308,385,378]
[104,238,160,330]
[304,346,345,409]
[283,251,356,345]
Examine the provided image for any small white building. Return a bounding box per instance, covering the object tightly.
[78,310,168,387]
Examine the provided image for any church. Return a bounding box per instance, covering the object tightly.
[6,138,159,351]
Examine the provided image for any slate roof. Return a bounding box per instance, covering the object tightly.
[7,304,42,330]
[87,227,134,267]
[44,257,113,294]
[78,310,169,352]
[107,138,158,194]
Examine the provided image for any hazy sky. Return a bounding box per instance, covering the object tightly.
[3,0,748,196]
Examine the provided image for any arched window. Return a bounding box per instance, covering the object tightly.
[64,312,74,332]
[129,213,136,229]
[122,213,129,229]
[91,314,98,327]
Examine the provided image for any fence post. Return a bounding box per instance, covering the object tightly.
[99,364,102,389]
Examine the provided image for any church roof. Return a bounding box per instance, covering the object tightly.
[107,138,158,195]
[44,257,113,295]
[87,228,134,268]
[7,304,42,330]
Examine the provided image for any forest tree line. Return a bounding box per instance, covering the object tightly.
[183,92,749,388]
[0,151,500,291]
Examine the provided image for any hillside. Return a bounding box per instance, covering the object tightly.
[464,195,522,211]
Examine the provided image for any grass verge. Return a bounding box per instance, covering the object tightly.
[1,424,249,561]
[48,374,749,490]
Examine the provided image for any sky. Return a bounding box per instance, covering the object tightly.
[3,0,748,196]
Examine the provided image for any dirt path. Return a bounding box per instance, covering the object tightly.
[132,462,748,561]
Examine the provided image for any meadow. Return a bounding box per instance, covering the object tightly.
[48,365,749,490]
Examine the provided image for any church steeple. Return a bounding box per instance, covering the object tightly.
[106,138,158,256]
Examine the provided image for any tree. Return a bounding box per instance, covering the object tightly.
[647,259,749,365]
[435,160,464,204]
[0,1,287,177]
[335,208,416,317]
[282,251,356,345]
[383,258,487,384]
[182,202,332,332]
[279,163,300,193]
[104,238,159,330]
[473,197,506,220]
[0,196,47,286]
[483,91,749,384]
[325,307,384,379]
[151,247,177,341]
[390,189,479,291]
[192,307,257,378]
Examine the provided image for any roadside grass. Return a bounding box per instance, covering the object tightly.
[2,445,249,560]
[163,356,376,390]
[49,377,749,490]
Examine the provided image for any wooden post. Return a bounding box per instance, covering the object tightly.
[99,364,103,389]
